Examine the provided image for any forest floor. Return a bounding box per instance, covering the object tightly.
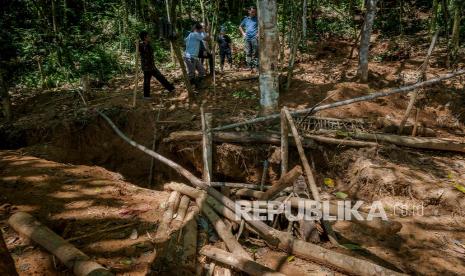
[1,36,465,275]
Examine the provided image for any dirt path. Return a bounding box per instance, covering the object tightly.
[0,150,169,275]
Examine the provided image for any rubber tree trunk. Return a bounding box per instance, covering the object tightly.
[258,0,280,115]
[357,0,378,82]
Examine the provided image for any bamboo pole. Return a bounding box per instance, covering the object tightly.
[9,212,113,276]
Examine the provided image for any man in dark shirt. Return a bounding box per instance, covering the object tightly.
[239,6,258,71]
[139,31,175,99]
[217,28,232,73]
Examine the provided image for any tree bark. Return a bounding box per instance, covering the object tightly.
[8,212,113,276]
[258,0,280,115]
[200,245,285,276]
[357,0,378,82]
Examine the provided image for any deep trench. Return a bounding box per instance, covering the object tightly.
[0,110,332,190]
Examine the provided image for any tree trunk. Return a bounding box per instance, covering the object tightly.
[449,1,462,65]
[166,0,195,99]
[51,0,58,33]
[357,0,378,82]
[121,0,128,35]
[430,0,439,33]
[8,212,113,276]
[302,0,307,42]
[258,0,280,115]
[0,73,12,121]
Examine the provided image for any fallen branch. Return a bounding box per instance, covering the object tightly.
[9,212,113,276]
[213,69,465,131]
[260,165,302,200]
[303,134,378,147]
[211,182,272,190]
[349,132,465,153]
[98,111,407,276]
[200,245,285,276]
[277,197,402,235]
[196,196,251,259]
[163,131,316,148]
[167,183,250,259]
[181,212,198,273]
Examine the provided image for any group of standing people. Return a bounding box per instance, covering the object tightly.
[138,6,259,98]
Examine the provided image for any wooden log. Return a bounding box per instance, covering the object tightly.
[163,130,317,148]
[277,197,402,235]
[278,234,406,276]
[211,182,272,190]
[172,195,190,228]
[260,165,303,200]
[303,134,378,147]
[155,191,181,242]
[99,111,406,276]
[349,132,465,153]
[260,160,269,191]
[283,108,320,201]
[8,212,113,276]
[181,209,198,273]
[195,197,251,259]
[0,230,18,276]
[200,245,285,276]
[148,104,163,187]
[213,69,465,131]
[284,107,339,246]
[280,109,289,175]
[235,188,265,198]
[201,108,213,184]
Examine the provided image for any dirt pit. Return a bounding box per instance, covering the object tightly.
[1,48,465,274]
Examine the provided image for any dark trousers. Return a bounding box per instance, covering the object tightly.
[143,67,174,97]
[220,49,232,67]
[200,53,214,75]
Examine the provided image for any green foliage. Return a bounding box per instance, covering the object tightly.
[232,89,256,100]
